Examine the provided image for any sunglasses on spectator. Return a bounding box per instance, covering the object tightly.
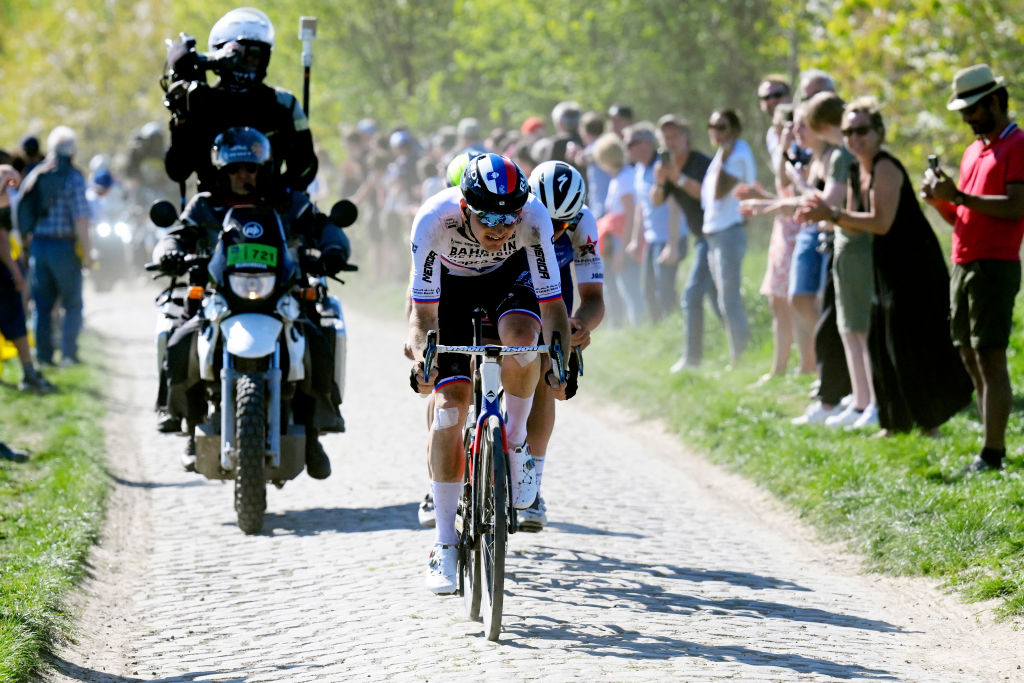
[470,207,522,227]
[225,163,260,174]
[626,138,645,147]
[759,90,787,101]
[707,122,729,131]
[841,125,874,137]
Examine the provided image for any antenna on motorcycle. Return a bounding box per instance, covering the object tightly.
[299,16,317,116]
[329,199,358,228]
[150,200,179,228]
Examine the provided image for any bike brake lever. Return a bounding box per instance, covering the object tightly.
[423,330,438,382]
[573,345,584,376]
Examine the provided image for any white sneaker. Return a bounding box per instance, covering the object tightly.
[417,492,436,528]
[847,404,879,430]
[518,495,547,532]
[425,543,458,594]
[839,394,854,409]
[508,443,538,509]
[791,401,840,425]
[825,404,863,428]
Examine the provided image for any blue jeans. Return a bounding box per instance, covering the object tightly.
[30,238,83,363]
[682,237,721,364]
[643,237,688,324]
[706,224,750,360]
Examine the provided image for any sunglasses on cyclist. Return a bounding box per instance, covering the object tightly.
[554,213,582,232]
[470,208,522,228]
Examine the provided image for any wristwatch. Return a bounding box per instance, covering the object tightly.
[952,190,966,206]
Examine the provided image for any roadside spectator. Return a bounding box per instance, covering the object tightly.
[19,135,44,175]
[579,111,610,220]
[759,74,794,165]
[629,117,688,323]
[16,126,92,367]
[520,116,547,146]
[593,132,643,327]
[702,109,756,363]
[0,163,56,394]
[798,69,837,102]
[455,117,489,158]
[800,97,971,437]
[651,115,716,365]
[922,64,1024,472]
[608,104,634,139]
[533,100,582,165]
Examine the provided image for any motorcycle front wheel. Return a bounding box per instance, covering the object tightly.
[234,373,267,534]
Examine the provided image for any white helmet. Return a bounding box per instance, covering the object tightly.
[528,160,586,220]
[208,7,275,51]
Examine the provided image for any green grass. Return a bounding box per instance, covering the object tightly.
[0,338,108,682]
[580,220,1024,622]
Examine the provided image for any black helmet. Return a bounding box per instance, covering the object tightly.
[460,153,529,215]
[211,126,272,171]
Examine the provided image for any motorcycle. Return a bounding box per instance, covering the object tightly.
[148,198,357,534]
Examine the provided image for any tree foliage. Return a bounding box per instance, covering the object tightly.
[0,1,1017,178]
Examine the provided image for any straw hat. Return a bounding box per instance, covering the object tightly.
[947,64,1006,111]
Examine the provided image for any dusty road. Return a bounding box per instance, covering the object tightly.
[45,284,1022,682]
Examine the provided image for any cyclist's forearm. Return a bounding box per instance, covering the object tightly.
[539,300,571,352]
[573,285,605,332]
[409,304,439,362]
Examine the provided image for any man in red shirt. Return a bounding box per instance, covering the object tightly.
[923,64,1024,473]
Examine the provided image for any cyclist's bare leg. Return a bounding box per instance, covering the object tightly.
[496,312,541,445]
[429,382,471,544]
[525,371,555,490]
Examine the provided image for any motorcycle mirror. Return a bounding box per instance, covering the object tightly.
[329,199,358,228]
[150,200,179,228]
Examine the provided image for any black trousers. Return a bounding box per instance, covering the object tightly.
[814,250,852,405]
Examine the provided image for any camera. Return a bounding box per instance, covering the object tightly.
[659,149,671,166]
[928,154,939,172]
[166,33,241,84]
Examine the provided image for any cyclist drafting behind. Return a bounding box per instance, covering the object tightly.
[521,160,605,531]
[407,153,570,594]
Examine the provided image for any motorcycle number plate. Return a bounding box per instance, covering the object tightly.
[226,243,278,268]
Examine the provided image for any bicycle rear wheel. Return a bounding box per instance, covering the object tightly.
[480,422,507,641]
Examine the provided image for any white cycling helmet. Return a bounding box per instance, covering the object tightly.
[528,160,586,220]
[208,8,275,88]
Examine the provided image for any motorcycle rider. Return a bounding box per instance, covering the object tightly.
[162,7,317,194]
[153,127,349,478]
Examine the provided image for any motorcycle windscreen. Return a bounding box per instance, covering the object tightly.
[208,206,299,291]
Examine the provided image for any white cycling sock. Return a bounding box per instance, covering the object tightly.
[533,455,545,492]
[504,393,533,448]
[432,480,462,546]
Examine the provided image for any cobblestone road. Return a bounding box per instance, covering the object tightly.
[46,286,1021,682]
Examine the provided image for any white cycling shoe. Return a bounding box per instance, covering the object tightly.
[425,543,458,595]
[508,443,538,510]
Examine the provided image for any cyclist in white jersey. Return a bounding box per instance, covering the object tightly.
[407,153,571,594]
[521,161,605,531]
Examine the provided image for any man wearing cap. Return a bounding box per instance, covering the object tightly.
[923,63,1024,474]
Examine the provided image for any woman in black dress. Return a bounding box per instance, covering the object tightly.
[798,97,972,435]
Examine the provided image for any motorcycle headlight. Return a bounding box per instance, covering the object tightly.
[229,272,276,300]
[96,222,111,238]
[114,221,132,244]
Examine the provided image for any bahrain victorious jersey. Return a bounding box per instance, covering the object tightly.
[552,206,604,284]
[409,186,562,304]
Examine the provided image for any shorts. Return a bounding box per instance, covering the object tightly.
[950,260,1021,349]
[434,252,542,390]
[0,287,27,341]
[788,230,826,297]
[832,233,874,333]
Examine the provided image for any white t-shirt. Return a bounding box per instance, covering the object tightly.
[409,186,562,303]
[701,138,757,234]
[603,166,635,217]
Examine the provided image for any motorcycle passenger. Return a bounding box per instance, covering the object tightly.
[162,7,317,194]
[407,153,570,594]
[154,127,350,478]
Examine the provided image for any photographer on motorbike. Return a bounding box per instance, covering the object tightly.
[162,7,317,194]
[154,127,349,478]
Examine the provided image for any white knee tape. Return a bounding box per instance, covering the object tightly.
[512,350,537,367]
[433,407,460,430]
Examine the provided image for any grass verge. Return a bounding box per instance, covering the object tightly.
[0,336,107,682]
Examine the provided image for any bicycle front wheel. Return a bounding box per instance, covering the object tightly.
[480,422,507,641]
[460,426,481,619]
